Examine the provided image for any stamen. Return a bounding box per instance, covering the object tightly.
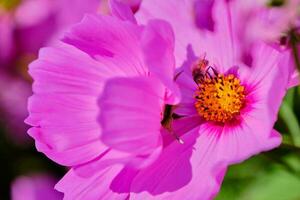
[194,74,245,123]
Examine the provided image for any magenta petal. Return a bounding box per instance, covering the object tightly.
[288,70,300,88]
[99,76,165,155]
[109,0,137,23]
[136,0,201,67]
[141,19,180,104]
[55,166,128,200]
[239,44,291,123]
[214,122,281,164]
[194,0,215,31]
[288,49,300,88]
[27,127,105,166]
[130,122,225,200]
[25,43,113,166]
[130,129,196,195]
[174,69,197,116]
[136,0,239,69]
[130,117,280,199]
[63,14,147,76]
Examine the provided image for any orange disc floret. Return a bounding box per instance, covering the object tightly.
[194,74,245,123]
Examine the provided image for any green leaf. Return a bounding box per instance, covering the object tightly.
[239,156,300,200]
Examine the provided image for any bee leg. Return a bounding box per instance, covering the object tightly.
[205,70,213,79]
[206,66,218,77]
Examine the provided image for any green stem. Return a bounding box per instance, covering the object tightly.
[279,101,300,147]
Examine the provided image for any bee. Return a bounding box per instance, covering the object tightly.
[192,56,218,84]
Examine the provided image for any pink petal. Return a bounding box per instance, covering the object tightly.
[130,122,225,200]
[73,148,145,177]
[194,0,215,31]
[55,166,129,200]
[63,14,147,76]
[288,70,300,88]
[239,44,291,123]
[27,127,105,166]
[120,0,142,13]
[131,116,280,199]
[99,76,165,155]
[173,67,197,116]
[141,19,180,104]
[136,0,239,69]
[26,43,113,166]
[136,0,201,67]
[109,0,137,23]
[201,0,239,70]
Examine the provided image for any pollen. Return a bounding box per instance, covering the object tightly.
[194,74,245,123]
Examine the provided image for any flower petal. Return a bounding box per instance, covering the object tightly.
[26,43,113,166]
[194,0,215,31]
[99,76,165,155]
[130,116,280,199]
[55,166,129,200]
[136,0,239,69]
[141,19,180,104]
[129,121,225,200]
[62,14,147,76]
[136,0,201,67]
[109,0,137,23]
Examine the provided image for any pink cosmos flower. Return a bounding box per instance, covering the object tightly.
[26,1,179,198]
[26,1,295,200]
[125,0,293,198]
[11,173,63,200]
[28,1,292,200]
[55,1,294,199]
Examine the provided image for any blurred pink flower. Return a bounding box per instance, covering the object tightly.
[230,0,300,46]
[0,13,14,66]
[11,173,63,200]
[0,0,105,67]
[0,70,31,144]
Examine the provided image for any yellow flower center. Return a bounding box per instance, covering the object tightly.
[194,74,245,123]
